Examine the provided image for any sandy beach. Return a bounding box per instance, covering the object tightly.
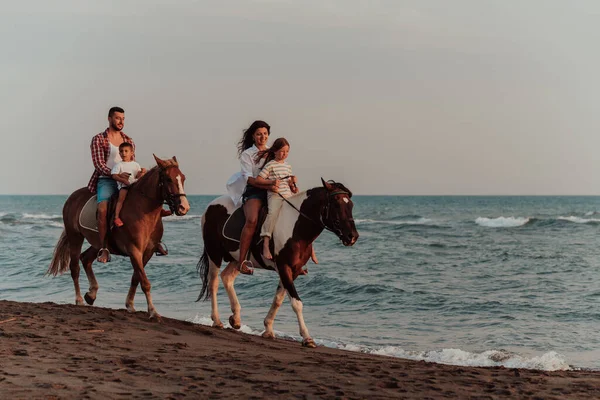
[1,300,599,399]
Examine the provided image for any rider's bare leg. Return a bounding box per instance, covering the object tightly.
[114,189,127,226]
[238,199,261,274]
[97,201,110,263]
[262,236,273,260]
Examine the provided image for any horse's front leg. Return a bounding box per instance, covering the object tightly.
[125,249,152,313]
[220,261,242,329]
[262,280,286,339]
[278,265,315,348]
[125,274,139,313]
[129,250,160,320]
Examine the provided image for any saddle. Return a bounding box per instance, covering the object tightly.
[222,205,267,245]
[79,195,118,232]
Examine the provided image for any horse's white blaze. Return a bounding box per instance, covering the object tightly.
[176,175,185,194]
[343,197,349,204]
[176,175,191,212]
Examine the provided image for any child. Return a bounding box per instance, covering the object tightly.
[111,142,144,227]
[255,138,317,268]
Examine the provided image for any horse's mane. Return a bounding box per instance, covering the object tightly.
[305,181,353,198]
[128,158,179,192]
[129,166,160,190]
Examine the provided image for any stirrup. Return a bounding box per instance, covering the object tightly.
[155,242,169,256]
[239,260,254,275]
[97,248,111,263]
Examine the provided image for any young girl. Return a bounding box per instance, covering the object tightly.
[111,142,145,227]
[255,138,317,267]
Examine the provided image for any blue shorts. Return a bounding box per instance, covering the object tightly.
[97,177,118,203]
[242,185,267,204]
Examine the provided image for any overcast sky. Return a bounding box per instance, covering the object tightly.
[2,0,599,195]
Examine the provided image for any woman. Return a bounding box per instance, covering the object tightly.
[226,120,279,274]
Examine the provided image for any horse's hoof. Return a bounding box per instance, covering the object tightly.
[76,297,84,306]
[262,331,275,340]
[213,322,224,329]
[302,338,317,348]
[149,312,162,322]
[126,305,136,313]
[229,315,241,330]
[84,293,95,305]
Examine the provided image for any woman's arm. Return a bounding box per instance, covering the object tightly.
[249,176,278,189]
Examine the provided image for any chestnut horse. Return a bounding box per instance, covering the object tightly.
[197,179,358,347]
[47,155,190,320]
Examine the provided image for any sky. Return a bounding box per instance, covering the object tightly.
[1,0,600,195]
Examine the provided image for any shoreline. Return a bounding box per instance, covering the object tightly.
[2,300,600,399]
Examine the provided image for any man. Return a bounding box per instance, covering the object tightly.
[88,107,167,262]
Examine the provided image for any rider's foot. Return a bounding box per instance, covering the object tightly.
[160,209,172,217]
[156,242,168,256]
[239,260,254,275]
[263,247,273,260]
[97,248,111,263]
[114,217,124,227]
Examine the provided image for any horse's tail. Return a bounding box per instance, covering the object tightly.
[196,249,211,301]
[47,230,71,276]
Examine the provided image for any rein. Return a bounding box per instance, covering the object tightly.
[158,169,187,213]
[136,168,187,213]
[276,189,349,237]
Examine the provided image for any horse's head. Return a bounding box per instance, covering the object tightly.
[153,154,190,216]
[320,178,359,246]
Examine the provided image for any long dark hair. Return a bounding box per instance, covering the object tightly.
[255,137,290,166]
[237,120,270,158]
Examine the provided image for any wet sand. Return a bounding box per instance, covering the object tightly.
[1,300,599,399]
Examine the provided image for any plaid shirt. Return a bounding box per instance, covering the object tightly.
[87,129,135,193]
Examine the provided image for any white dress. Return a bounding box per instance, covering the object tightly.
[226,145,267,207]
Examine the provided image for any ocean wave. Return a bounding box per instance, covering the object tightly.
[185,314,570,371]
[163,214,202,222]
[356,218,433,226]
[367,347,570,371]
[475,217,530,228]
[22,213,62,221]
[557,216,600,224]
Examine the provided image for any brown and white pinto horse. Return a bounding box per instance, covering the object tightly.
[47,155,190,320]
[197,179,358,347]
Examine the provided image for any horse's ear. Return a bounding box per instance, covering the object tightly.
[153,154,165,168]
[321,178,334,191]
[173,156,178,165]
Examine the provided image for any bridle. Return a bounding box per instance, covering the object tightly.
[277,188,351,239]
[158,168,187,214]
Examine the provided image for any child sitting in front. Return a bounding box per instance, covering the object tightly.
[111,142,144,227]
[255,138,317,267]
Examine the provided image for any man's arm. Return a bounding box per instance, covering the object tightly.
[91,136,112,176]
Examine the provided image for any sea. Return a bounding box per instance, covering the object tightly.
[2,195,600,371]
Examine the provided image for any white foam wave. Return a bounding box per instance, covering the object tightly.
[365,347,569,371]
[163,214,202,222]
[0,212,7,218]
[356,218,433,226]
[185,314,570,371]
[475,217,529,228]
[558,216,600,224]
[22,213,61,220]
